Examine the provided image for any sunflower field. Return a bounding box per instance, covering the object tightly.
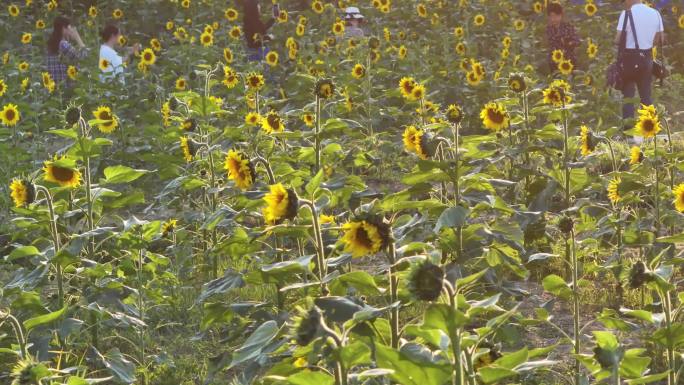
[2,0,684,384]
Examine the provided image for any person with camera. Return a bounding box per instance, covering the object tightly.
[99,24,141,84]
[243,0,279,62]
[615,0,664,124]
[46,16,88,87]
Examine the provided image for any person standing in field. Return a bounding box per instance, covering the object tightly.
[98,24,140,84]
[46,16,88,87]
[344,7,365,38]
[615,0,664,123]
[545,3,580,73]
[243,0,278,62]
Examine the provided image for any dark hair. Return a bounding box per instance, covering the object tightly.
[101,24,120,42]
[547,3,563,15]
[243,0,260,27]
[47,16,70,55]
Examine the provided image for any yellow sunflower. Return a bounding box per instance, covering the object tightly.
[543,80,572,107]
[417,3,427,17]
[67,65,77,80]
[21,33,32,44]
[36,19,45,29]
[200,31,213,47]
[557,59,574,75]
[332,21,345,36]
[0,79,6,96]
[246,72,265,91]
[411,84,426,101]
[8,4,20,17]
[245,112,261,126]
[224,150,254,190]
[551,49,564,63]
[9,179,35,207]
[99,58,110,71]
[43,158,81,188]
[175,77,186,91]
[673,184,684,212]
[473,14,485,26]
[635,104,661,138]
[587,41,598,59]
[480,102,509,131]
[630,146,643,165]
[1,103,21,126]
[229,26,242,39]
[341,221,384,258]
[18,61,29,72]
[180,136,195,162]
[150,38,161,52]
[112,8,123,19]
[607,177,621,205]
[301,112,315,127]
[261,111,284,134]
[262,183,297,224]
[399,77,416,99]
[223,47,233,63]
[161,219,177,237]
[265,51,279,67]
[224,8,238,21]
[403,126,420,152]
[88,6,97,18]
[311,0,324,14]
[351,63,365,79]
[92,106,118,133]
[580,125,596,156]
[585,3,597,16]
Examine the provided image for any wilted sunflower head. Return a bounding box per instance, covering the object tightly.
[445,104,463,124]
[580,125,596,156]
[289,305,323,346]
[64,105,82,126]
[628,261,653,289]
[181,118,197,132]
[43,157,81,188]
[407,260,444,302]
[262,183,298,224]
[11,357,49,385]
[474,341,503,370]
[161,219,177,237]
[558,216,574,234]
[224,150,255,191]
[180,136,197,162]
[261,110,284,134]
[314,78,335,99]
[508,74,526,93]
[9,178,35,208]
[480,102,509,131]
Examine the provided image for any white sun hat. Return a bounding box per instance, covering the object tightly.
[344,6,364,19]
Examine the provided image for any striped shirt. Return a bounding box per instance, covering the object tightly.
[45,40,88,83]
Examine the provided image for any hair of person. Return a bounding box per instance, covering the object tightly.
[243,0,260,25]
[547,3,563,15]
[47,16,71,55]
[101,24,120,42]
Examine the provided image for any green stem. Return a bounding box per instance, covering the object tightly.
[37,185,64,308]
[446,283,463,385]
[387,240,399,349]
[662,289,676,385]
[654,137,660,235]
[315,96,322,173]
[571,230,581,385]
[1,312,27,358]
[299,200,326,291]
[137,246,146,381]
[453,123,463,258]
[78,118,95,257]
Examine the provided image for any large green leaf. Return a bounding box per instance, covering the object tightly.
[101,165,151,184]
[23,305,67,331]
[228,320,280,369]
[374,343,451,385]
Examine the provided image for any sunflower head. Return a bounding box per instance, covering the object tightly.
[673,183,684,212]
[261,110,284,134]
[92,106,118,133]
[551,49,564,63]
[635,104,661,138]
[64,105,82,126]
[629,146,643,165]
[262,183,299,224]
[161,219,178,237]
[407,260,444,302]
[246,72,265,90]
[289,305,323,346]
[402,125,420,153]
[181,118,197,132]
[352,64,365,79]
[414,131,435,160]
[314,79,335,99]
[180,136,197,162]
[9,178,35,208]
[558,216,574,235]
[11,357,49,385]
[557,59,574,75]
[445,104,463,124]
[1,103,21,127]
[265,51,278,66]
[508,74,526,93]
[301,112,315,127]
[580,125,596,156]
[224,150,255,191]
[629,261,654,289]
[141,48,156,65]
[480,102,509,131]
[341,214,390,258]
[607,177,621,205]
[399,77,417,99]
[43,157,81,188]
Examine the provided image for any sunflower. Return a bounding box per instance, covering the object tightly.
[21,33,32,44]
[351,63,365,79]
[99,58,111,71]
[411,84,426,101]
[414,131,433,160]
[200,31,213,47]
[289,306,322,346]
[587,41,598,59]
[0,79,6,97]
[261,110,284,134]
[181,118,196,132]
[36,19,45,29]
[224,150,255,190]
[580,125,596,156]
[91,106,117,133]
[223,47,233,63]
[66,65,77,80]
[1,103,20,126]
[398,45,407,59]
[180,136,195,162]
[466,71,481,86]
[246,72,265,91]
[341,220,384,258]
[17,61,29,72]
[508,74,526,93]
[607,177,621,205]
[311,0,324,14]
[314,79,335,99]
[265,51,278,67]
[635,104,661,138]
[112,8,123,19]
[557,59,574,75]
[161,219,177,237]
[480,102,509,131]
[245,112,261,126]
[454,26,464,38]
[533,1,542,13]
[88,5,97,17]
[514,19,526,31]
[8,4,20,16]
[262,183,298,224]
[630,146,643,165]
[585,3,597,16]
[407,260,444,301]
[673,184,684,212]
[181,0,190,8]
[679,15,684,29]
[551,49,564,63]
[296,23,305,36]
[399,77,416,99]
[44,158,81,188]
[301,112,315,127]
[229,26,242,39]
[224,7,238,21]
[332,21,345,36]
[175,77,186,91]
[543,80,572,107]
[473,14,485,26]
[9,178,35,207]
[455,42,466,55]
[403,126,420,152]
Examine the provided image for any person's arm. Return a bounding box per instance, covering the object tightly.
[60,40,87,61]
[653,12,665,46]
[614,11,625,45]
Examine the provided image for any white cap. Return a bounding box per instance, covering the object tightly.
[344,7,364,19]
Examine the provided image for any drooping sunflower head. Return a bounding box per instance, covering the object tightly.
[224,150,255,191]
[11,357,49,385]
[558,216,574,234]
[629,146,644,165]
[181,118,197,132]
[9,178,35,208]
[607,177,621,205]
[43,157,81,188]
[580,125,596,156]
[635,104,661,138]
[161,219,178,237]
[301,112,315,127]
[289,305,322,346]
[673,183,684,212]
[480,102,509,131]
[261,110,284,134]
[508,74,526,93]
[314,78,335,99]
[262,183,298,224]
[628,261,654,289]
[341,215,389,258]
[407,260,444,302]
[64,104,82,126]
[414,131,435,160]
[445,104,463,124]
[1,103,21,127]
[92,106,118,133]
[179,136,197,162]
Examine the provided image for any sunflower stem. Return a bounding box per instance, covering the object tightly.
[571,229,581,385]
[445,282,464,385]
[78,117,95,257]
[387,240,399,349]
[299,199,327,292]
[453,122,463,259]
[315,96,322,173]
[253,155,276,184]
[0,311,27,358]
[37,185,64,308]
[654,137,661,236]
[661,288,676,385]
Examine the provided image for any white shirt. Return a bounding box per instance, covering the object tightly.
[616,4,663,50]
[99,44,124,82]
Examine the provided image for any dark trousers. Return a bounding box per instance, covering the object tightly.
[621,50,653,120]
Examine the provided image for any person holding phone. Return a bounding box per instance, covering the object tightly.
[99,24,141,84]
[344,7,365,38]
[45,16,89,87]
[243,0,277,61]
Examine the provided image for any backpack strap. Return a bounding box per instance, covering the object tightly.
[617,10,629,58]
[627,10,640,50]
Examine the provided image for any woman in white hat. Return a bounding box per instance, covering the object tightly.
[344,7,365,38]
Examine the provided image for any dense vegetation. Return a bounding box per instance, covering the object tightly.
[1,0,684,384]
